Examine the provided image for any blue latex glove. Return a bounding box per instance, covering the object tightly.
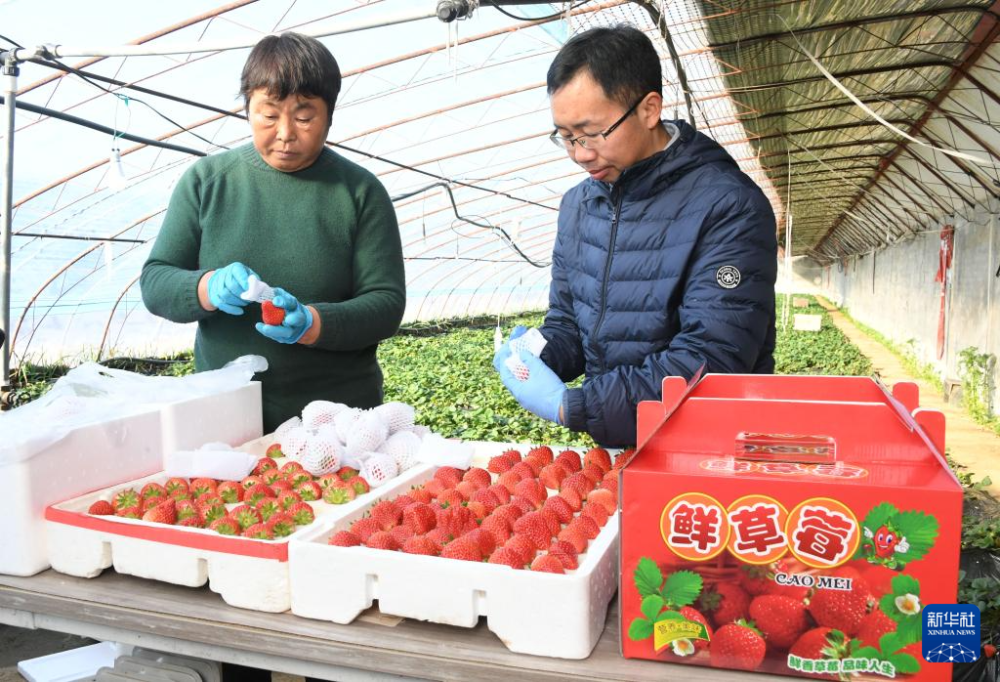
[255,288,314,344]
[207,262,257,315]
[494,347,566,424]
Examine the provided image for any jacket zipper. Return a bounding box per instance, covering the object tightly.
[593,188,624,372]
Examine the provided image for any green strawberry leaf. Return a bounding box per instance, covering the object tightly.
[890,511,939,566]
[897,616,921,644]
[661,570,703,607]
[890,574,920,598]
[634,557,664,599]
[851,645,882,660]
[641,595,666,621]
[654,610,686,622]
[628,617,654,641]
[880,594,906,623]
[860,502,899,536]
[879,632,903,655]
[886,652,921,674]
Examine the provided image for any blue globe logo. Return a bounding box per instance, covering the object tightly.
[924,643,978,662]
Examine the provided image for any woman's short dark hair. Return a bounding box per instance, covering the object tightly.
[240,32,341,124]
[546,25,662,107]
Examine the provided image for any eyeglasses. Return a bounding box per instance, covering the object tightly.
[549,96,644,150]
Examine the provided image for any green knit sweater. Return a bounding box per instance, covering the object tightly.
[140,144,406,432]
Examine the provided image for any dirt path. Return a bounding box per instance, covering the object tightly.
[818,298,1000,499]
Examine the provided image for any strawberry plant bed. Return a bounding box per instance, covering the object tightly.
[289,441,621,659]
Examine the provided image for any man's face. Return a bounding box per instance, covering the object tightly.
[550,70,660,184]
[248,89,330,173]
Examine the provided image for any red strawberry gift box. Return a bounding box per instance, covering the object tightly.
[619,374,962,681]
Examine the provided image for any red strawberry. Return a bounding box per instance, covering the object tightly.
[454,480,477,501]
[142,496,166,512]
[255,498,282,521]
[267,512,295,537]
[807,568,871,636]
[440,537,482,562]
[200,503,228,524]
[287,471,312,487]
[556,525,589,553]
[393,493,415,509]
[295,481,323,502]
[402,535,440,556]
[465,528,497,557]
[230,504,262,530]
[244,522,274,540]
[709,621,766,671]
[491,504,523,528]
[555,449,582,473]
[547,540,579,570]
[389,525,414,545]
[350,517,381,542]
[433,466,463,488]
[526,445,553,464]
[580,464,604,486]
[253,456,278,475]
[117,505,141,519]
[88,500,114,515]
[190,478,217,496]
[600,476,618,497]
[749,595,809,649]
[586,487,617,514]
[366,531,400,551]
[462,467,491,489]
[539,507,562,536]
[329,530,361,547]
[422,478,446,499]
[336,466,358,480]
[322,482,357,505]
[278,491,302,510]
[510,461,537,480]
[499,448,522,464]
[287,502,315,526]
[164,477,189,494]
[210,517,240,535]
[402,503,437,534]
[513,479,545,509]
[487,483,511,505]
[583,447,612,473]
[280,461,304,474]
[265,443,284,458]
[317,473,340,490]
[470,488,500,514]
[488,547,525,569]
[270,480,293,494]
[504,535,538,565]
[509,496,538,517]
[141,482,167,499]
[569,514,601,540]
[613,447,634,469]
[539,464,568,491]
[542,495,574,524]
[487,455,515,474]
[261,300,285,325]
[239,475,263,490]
[243,483,274,507]
[466,500,488,520]
[699,583,751,628]
[141,499,177,525]
[855,608,896,648]
[561,472,593,497]
[581,502,610,528]
[497,470,522,494]
[530,554,565,574]
[425,527,452,547]
[175,500,201,522]
[789,627,847,678]
[984,643,996,658]
[217,481,243,504]
[480,515,513,545]
[559,487,583,512]
[177,516,203,528]
[513,512,552,550]
[112,488,139,511]
[437,489,464,509]
[660,607,713,658]
[408,487,432,505]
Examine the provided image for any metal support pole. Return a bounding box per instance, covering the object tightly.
[0,52,17,401]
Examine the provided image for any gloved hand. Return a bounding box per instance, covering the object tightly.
[494,347,565,424]
[255,288,314,344]
[207,262,258,315]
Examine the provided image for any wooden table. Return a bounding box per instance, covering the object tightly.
[0,570,785,681]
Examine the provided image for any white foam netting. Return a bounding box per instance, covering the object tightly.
[381,430,423,473]
[302,400,348,431]
[373,401,416,434]
[346,412,389,457]
[360,451,398,487]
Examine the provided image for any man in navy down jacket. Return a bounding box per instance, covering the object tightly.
[493,24,777,447]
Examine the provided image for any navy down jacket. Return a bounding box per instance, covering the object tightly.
[539,120,777,446]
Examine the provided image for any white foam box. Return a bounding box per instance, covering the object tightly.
[159,382,262,454]
[2,407,164,577]
[17,641,132,682]
[289,442,620,660]
[44,434,428,613]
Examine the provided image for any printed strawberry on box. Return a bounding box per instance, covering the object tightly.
[619,374,962,681]
[289,441,622,660]
[44,435,424,613]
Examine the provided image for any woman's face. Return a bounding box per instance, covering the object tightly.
[248,89,330,172]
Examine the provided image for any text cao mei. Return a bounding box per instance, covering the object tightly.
[775,573,853,591]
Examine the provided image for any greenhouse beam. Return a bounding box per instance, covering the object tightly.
[0,52,15,397]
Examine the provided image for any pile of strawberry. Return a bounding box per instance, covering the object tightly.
[85,444,372,540]
[327,445,629,573]
[692,560,917,673]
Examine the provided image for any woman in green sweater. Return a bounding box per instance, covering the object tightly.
[141,32,406,434]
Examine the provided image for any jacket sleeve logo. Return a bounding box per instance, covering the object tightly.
[716,265,741,289]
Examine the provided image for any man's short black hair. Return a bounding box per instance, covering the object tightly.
[240,32,341,124]
[546,25,662,107]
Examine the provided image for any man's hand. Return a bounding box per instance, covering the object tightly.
[207,262,258,315]
[255,287,314,344]
[494,346,566,424]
